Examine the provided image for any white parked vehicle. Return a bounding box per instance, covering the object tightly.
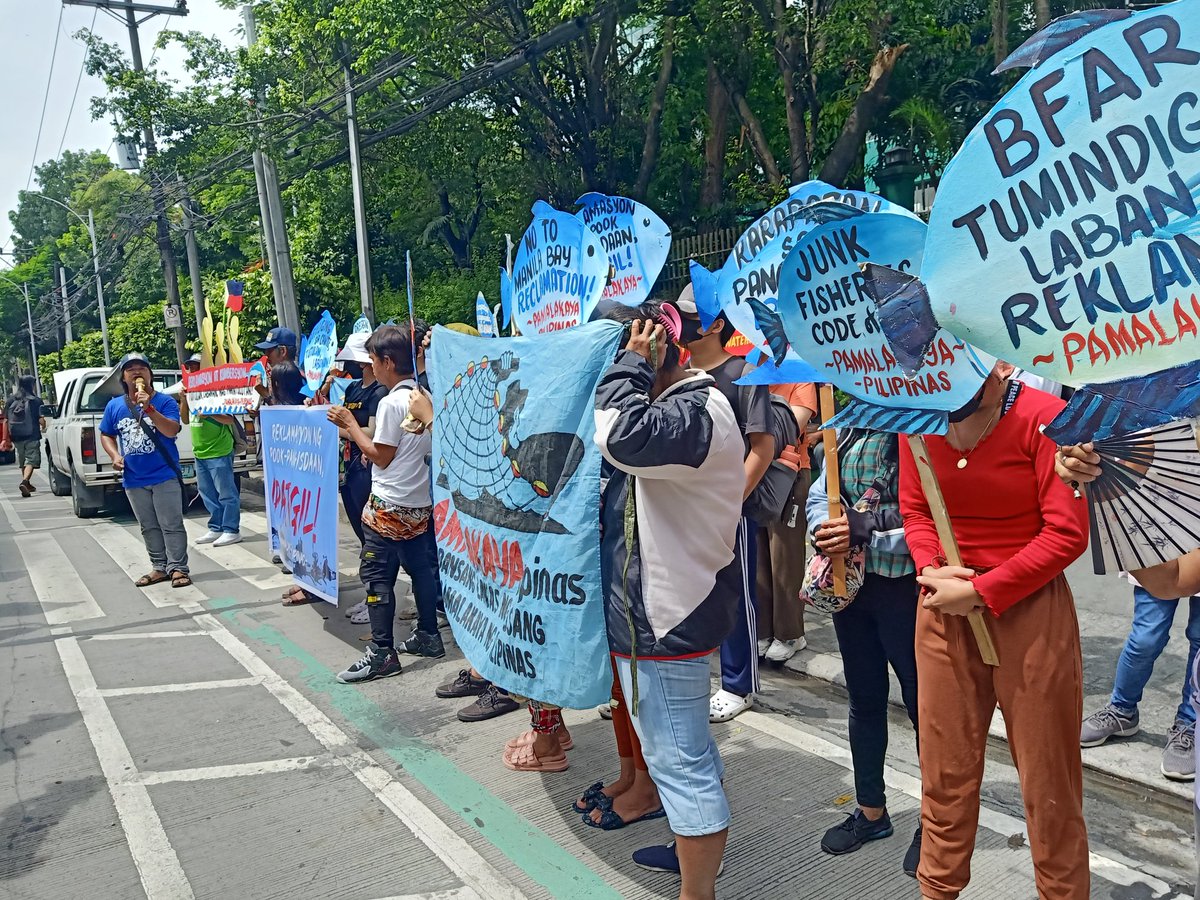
[44,367,259,518]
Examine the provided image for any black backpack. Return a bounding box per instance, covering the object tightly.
[7,396,31,438]
[742,393,802,526]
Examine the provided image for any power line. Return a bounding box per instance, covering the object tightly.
[57,7,100,157]
[27,5,67,190]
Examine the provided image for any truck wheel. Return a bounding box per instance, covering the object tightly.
[71,472,100,519]
[48,457,72,496]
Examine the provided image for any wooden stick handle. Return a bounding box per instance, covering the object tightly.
[905,433,999,667]
[819,385,847,597]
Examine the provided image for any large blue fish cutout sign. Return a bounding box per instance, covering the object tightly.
[577,193,671,307]
[922,0,1200,388]
[511,201,609,335]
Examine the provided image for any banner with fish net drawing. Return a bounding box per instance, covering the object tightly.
[428,321,623,708]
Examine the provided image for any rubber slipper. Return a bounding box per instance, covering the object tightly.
[502,743,568,773]
[282,589,313,606]
[135,572,169,587]
[583,804,667,831]
[505,729,574,752]
[571,780,607,814]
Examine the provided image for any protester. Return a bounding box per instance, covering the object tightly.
[269,361,306,407]
[187,401,242,547]
[807,428,921,873]
[900,363,1090,900]
[329,325,443,683]
[677,288,773,723]
[435,667,520,721]
[6,374,46,498]
[758,380,816,663]
[184,353,202,373]
[255,326,299,365]
[594,302,744,895]
[99,354,191,589]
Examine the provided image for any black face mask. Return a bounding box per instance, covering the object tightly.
[342,361,364,380]
[947,381,987,423]
[679,318,705,345]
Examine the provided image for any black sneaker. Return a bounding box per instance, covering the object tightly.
[436,669,490,699]
[458,685,520,722]
[820,809,894,855]
[18,481,30,498]
[336,645,402,683]
[903,825,921,877]
[398,629,445,659]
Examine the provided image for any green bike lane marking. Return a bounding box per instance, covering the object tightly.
[209,598,619,900]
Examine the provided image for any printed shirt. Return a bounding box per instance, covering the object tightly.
[769,382,818,469]
[840,430,913,578]
[191,416,233,460]
[370,379,433,509]
[99,392,181,489]
[342,379,388,465]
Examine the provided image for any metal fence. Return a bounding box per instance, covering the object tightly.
[658,225,741,298]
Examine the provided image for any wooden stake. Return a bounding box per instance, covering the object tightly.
[906,433,1000,667]
[819,384,847,597]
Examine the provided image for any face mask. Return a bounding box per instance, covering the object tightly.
[679,318,705,345]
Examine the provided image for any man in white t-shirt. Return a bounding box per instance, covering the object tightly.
[327,325,444,683]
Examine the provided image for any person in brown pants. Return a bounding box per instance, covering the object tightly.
[899,365,1091,900]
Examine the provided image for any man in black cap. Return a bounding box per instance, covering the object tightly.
[255,327,298,365]
[99,353,191,588]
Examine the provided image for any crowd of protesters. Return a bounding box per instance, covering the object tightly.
[54,285,1198,900]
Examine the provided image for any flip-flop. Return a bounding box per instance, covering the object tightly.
[135,572,170,587]
[282,588,313,606]
[571,780,607,814]
[502,742,569,773]
[505,729,574,752]
[582,802,667,831]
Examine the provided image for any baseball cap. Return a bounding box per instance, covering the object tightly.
[335,332,371,364]
[255,326,298,351]
[675,283,698,318]
[186,353,202,364]
[119,352,152,371]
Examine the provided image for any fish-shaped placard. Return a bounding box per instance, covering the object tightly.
[576,193,671,307]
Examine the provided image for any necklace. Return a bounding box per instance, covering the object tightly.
[950,401,1002,469]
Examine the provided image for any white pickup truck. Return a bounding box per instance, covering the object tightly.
[44,367,259,518]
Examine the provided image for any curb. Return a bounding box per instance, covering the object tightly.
[780,648,1194,807]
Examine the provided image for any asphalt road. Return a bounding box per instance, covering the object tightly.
[0,473,1193,899]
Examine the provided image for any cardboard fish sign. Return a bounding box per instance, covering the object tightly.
[777,213,991,428]
[352,315,372,335]
[476,292,497,337]
[300,310,338,396]
[576,193,671,306]
[511,201,608,335]
[919,0,1200,388]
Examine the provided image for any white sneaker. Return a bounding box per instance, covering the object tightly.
[765,637,806,663]
[756,638,771,658]
[196,531,220,545]
[345,599,367,619]
[709,689,753,723]
[213,532,242,547]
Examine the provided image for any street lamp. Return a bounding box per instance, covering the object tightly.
[23,193,111,366]
[0,267,40,390]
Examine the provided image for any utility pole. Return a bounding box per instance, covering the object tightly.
[342,50,375,322]
[57,264,74,343]
[87,209,111,366]
[179,187,206,336]
[24,284,40,390]
[243,3,300,335]
[65,0,190,365]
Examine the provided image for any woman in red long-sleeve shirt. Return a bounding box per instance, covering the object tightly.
[899,361,1090,900]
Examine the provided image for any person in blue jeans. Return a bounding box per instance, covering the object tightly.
[595,305,745,898]
[1080,584,1198,780]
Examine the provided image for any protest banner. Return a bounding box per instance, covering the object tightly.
[576,192,671,306]
[182,362,262,415]
[428,321,623,708]
[476,291,497,337]
[300,310,338,396]
[261,406,340,604]
[352,315,372,335]
[511,201,608,335]
[777,212,990,421]
[921,0,1200,387]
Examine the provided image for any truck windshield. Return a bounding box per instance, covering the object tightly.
[77,373,180,413]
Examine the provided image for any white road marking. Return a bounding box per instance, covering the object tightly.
[193,614,525,900]
[86,631,204,641]
[132,755,340,785]
[738,711,1184,898]
[15,532,104,625]
[181,519,293,590]
[93,676,263,697]
[368,892,483,900]
[96,526,208,608]
[0,489,29,533]
[54,637,194,899]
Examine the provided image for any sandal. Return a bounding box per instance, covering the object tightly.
[282,587,313,606]
[135,571,169,587]
[502,742,569,773]
[170,572,193,588]
[505,728,574,752]
[571,780,607,814]
[582,801,666,831]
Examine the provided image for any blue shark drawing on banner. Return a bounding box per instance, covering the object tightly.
[352,315,372,335]
[261,406,340,604]
[427,321,623,708]
[918,0,1200,389]
[300,310,338,397]
[777,213,990,429]
[511,201,609,335]
[476,292,497,337]
[576,193,671,306]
